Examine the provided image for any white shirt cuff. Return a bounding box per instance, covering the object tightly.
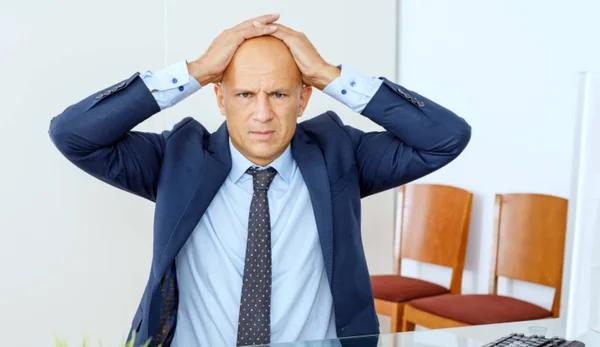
[141,59,202,110]
[322,64,383,113]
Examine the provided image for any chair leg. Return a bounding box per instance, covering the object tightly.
[391,304,402,333]
[402,318,416,332]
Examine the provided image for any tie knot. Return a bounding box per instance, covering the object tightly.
[246,167,277,191]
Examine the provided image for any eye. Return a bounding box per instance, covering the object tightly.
[273,93,285,99]
[239,92,251,98]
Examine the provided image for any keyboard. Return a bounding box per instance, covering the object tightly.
[483,333,585,346]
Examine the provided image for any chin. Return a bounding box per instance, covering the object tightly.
[250,149,279,161]
[246,146,282,162]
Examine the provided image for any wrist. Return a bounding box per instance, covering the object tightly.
[187,60,217,87]
[311,64,341,91]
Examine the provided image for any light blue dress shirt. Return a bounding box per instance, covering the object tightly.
[140,60,382,347]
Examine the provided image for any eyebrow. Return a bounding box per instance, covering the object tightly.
[230,88,293,94]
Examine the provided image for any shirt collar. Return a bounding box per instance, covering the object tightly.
[228,137,294,184]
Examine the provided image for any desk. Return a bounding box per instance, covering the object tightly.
[261,319,600,346]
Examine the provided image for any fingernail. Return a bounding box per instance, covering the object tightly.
[269,25,277,30]
[253,21,261,27]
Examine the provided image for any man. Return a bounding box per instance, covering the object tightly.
[49,14,471,347]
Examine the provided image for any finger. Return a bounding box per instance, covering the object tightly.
[269,23,298,34]
[268,28,286,42]
[236,22,278,40]
[234,13,280,30]
[267,23,299,42]
[252,13,280,24]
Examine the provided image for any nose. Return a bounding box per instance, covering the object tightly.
[252,93,275,123]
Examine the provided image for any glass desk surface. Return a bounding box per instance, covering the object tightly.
[255,319,600,347]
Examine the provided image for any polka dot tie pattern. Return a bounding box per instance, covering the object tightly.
[236,167,278,346]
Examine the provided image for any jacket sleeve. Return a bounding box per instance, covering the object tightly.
[337,78,472,198]
[48,72,183,202]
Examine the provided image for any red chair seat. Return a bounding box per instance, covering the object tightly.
[370,275,449,303]
[408,294,552,325]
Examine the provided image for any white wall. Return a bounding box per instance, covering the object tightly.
[566,71,600,338]
[396,0,600,335]
[0,1,396,346]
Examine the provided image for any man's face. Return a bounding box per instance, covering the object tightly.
[214,36,312,167]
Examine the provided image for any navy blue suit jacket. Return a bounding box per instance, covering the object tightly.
[49,72,471,346]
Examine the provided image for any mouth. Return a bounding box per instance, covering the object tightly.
[249,130,275,140]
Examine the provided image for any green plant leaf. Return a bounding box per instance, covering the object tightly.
[53,331,159,347]
[54,336,68,347]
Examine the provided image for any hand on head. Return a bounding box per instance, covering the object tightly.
[266,23,340,89]
[189,14,339,90]
[188,13,281,86]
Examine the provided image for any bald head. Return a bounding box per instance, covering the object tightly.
[222,36,302,87]
[213,35,313,168]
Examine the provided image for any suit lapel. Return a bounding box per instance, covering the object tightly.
[156,121,232,279]
[292,127,334,286]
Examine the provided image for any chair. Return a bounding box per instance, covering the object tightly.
[402,193,569,331]
[370,183,473,332]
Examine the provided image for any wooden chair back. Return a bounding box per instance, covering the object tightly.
[395,184,473,294]
[490,193,569,317]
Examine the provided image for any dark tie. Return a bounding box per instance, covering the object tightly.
[237,167,278,347]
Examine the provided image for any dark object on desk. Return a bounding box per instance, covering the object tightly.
[483,333,584,346]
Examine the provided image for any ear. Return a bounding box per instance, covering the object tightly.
[214,84,227,116]
[297,86,313,118]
